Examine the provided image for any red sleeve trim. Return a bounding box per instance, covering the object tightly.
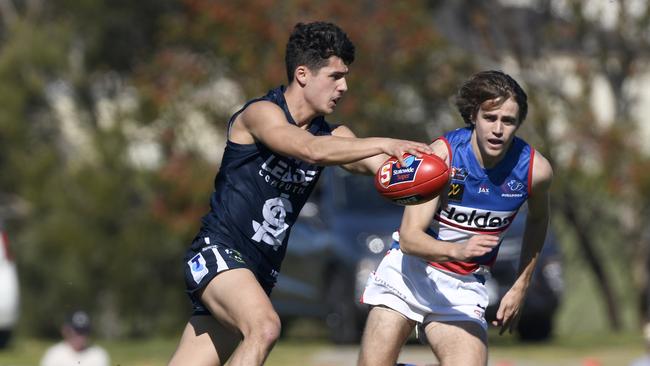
[527,148,536,196]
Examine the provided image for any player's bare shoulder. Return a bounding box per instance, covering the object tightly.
[230,101,286,144]
[531,150,553,192]
[430,139,450,167]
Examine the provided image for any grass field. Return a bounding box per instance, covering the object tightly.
[0,330,645,366]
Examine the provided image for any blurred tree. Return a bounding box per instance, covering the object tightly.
[523,0,650,331]
[0,0,202,337]
[158,0,476,138]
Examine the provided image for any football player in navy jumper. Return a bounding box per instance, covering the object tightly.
[358,71,553,366]
[167,21,432,366]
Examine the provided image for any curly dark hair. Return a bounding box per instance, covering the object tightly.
[285,21,355,83]
[455,70,528,126]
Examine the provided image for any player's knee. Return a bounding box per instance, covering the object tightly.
[245,314,281,346]
[260,317,282,345]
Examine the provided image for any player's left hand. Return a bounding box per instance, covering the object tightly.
[492,288,526,335]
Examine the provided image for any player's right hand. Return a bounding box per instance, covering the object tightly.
[452,235,500,261]
[382,139,433,166]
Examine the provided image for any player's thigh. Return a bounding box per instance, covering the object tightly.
[200,268,280,336]
[423,320,487,366]
[358,306,415,366]
[168,315,240,366]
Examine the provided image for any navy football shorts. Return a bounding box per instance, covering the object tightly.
[183,233,275,316]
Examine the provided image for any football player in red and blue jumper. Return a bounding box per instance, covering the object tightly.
[359,70,553,366]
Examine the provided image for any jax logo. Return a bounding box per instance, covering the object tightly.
[378,155,421,188]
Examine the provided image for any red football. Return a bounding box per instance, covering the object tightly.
[374,153,449,205]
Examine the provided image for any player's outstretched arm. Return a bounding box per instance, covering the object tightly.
[493,151,553,334]
[329,125,432,175]
[233,102,431,170]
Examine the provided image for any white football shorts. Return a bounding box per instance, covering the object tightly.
[361,248,489,329]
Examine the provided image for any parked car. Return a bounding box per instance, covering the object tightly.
[273,167,563,343]
[0,221,19,348]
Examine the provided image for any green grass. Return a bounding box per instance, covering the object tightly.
[487,332,646,366]
[0,331,646,366]
[0,338,177,366]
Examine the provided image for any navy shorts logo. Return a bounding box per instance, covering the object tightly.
[188,253,209,284]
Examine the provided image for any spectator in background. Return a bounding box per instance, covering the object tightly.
[630,322,650,366]
[40,310,110,366]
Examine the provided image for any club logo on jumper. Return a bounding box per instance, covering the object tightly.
[259,155,319,195]
[252,194,293,251]
[378,155,421,188]
[437,206,513,231]
[450,166,468,181]
[448,183,465,202]
[478,185,490,194]
[501,179,525,198]
[188,253,208,284]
